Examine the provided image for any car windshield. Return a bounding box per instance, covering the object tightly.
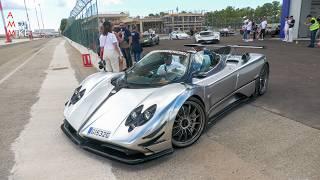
[200,32,213,36]
[125,51,190,86]
[143,34,150,38]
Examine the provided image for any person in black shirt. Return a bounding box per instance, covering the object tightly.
[119,22,133,68]
[131,26,143,62]
[288,16,295,42]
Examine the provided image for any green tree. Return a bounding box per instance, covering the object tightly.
[59,18,68,33]
[159,12,168,17]
[205,1,281,28]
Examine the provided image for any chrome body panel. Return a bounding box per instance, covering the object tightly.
[62,49,268,163]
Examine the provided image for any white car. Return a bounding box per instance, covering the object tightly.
[169,31,190,40]
[195,31,220,44]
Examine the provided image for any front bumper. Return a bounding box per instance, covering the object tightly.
[61,120,173,164]
[198,39,219,44]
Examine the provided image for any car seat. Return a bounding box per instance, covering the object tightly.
[200,55,212,72]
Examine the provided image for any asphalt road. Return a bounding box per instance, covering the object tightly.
[142,37,320,129]
[0,37,319,180]
[0,38,53,178]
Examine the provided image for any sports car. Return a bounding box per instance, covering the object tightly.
[140,33,160,46]
[61,44,269,164]
[169,31,190,40]
[195,31,220,44]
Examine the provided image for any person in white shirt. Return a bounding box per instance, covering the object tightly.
[260,18,268,40]
[242,23,248,41]
[100,21,123,72]
[246,20,253,40]
[283,17,289,42]
[157,55,186,76]
[99,26,106,60]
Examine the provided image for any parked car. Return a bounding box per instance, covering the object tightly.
[61,44,269,164]
[141,33,160,46]
[195,31,220,44]
[169,31,190,40]
[220,28,235,36]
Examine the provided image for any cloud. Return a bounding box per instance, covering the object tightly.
[56,0,66,7]
[2,0,25,10]
[99,0,123,7]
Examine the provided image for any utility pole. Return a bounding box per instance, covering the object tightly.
[38,3,44,30]
[0,0,11,42]
[33,0,41,36]
[24,0,32,39]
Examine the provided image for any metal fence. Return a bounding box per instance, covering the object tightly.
[63,0,99,53]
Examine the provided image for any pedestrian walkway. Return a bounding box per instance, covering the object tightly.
[9,39,115,180]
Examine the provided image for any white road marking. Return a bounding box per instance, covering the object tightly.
[0,46,46,86]
[9,40,116,180]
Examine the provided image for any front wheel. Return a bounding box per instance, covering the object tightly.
[172,98,206,148]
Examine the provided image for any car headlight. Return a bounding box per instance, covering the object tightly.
[125,105,157,132]
[70,86,86,105]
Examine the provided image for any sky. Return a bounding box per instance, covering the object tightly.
[0,0,281,34]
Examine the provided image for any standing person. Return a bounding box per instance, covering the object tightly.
[99,25,106,61]
[288,16,295,43]
[119,22,133,68]
[101,21,123,72]
[246,19,253,41]
[242,22,248,41]
[260,17,268,40]
[252,21,257,40]
[131,26,143,62]
[305,15,319,48]
[283,17,289,42]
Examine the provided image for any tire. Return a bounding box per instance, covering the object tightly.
[255,63,269,96]
[172,97,206,148]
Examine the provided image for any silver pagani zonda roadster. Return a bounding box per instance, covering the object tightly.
[61,45,269,164]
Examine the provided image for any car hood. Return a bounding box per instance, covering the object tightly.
[64,74,187,139]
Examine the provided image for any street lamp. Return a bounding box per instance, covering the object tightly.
[24,0,33,39]
[0,0,12,42]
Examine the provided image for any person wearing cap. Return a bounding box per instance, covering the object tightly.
[305,15,319,48]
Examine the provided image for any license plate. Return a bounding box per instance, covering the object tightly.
[87,127,111,139]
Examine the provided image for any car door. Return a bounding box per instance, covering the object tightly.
[192,53,238,115]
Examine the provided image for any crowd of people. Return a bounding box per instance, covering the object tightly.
[98,21,143,72]
[241,14,320,48]
[242,17,268,42]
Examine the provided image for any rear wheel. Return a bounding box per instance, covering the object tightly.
[172,98,206,148]
[255,64,269,96]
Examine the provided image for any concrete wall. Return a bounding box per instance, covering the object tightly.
[288,0,302,39]
[298,0,312,37]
